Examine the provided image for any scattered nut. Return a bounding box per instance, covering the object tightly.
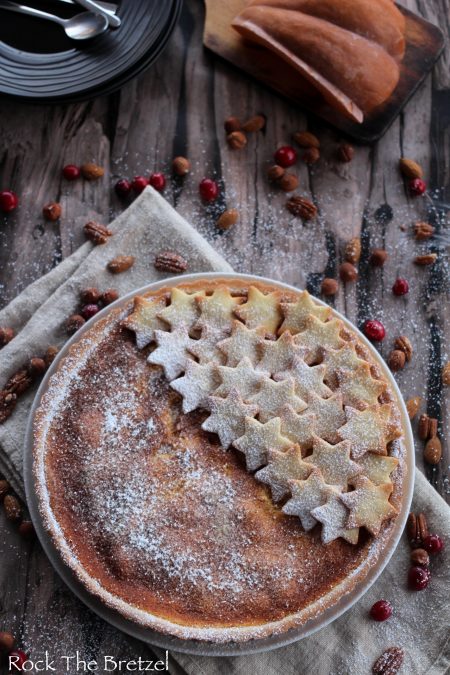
[84,221,112,245]
[388,350,406,372]
[414,253,437,266]
[339,262,358,282]
[0,327,14,347]
[216,208,239,230]
[80,287,101,304]
[172,156,191,176]
[418,414,438,440]
[302,147,320,164]
[267,165,285,182]
[337,143,354,163]
[227,131,247,149]
[411,548,429,567]
[101,289,119,306]
[66,314,86,335]
[408,512,429,548]
[3,494,22,522]
[154,251,188,274]
[0,391,17,424]
[399,157,423,179]
[0,631,15,653]
[224,116,241,133]
[372,646,404,675]
[28,357,46,378]
[42,202,61,222]
[0,479,10,500]
[394,335,412,361]
[278,173,299,192]
[369,248,388,267]
[321,278,338,296]
[18,520,35,539]
[44,346,59,367]
[406,397,422,419]
[424,436,442,465]
[241,114,266,132]
[4,369,32,396]
[80,162,104,180]
[286,196,317,220]
[344,237,361,264]
[414,221,434,240]
[441,362,450,385]
[107,255,135,274]
[293,131,320,148]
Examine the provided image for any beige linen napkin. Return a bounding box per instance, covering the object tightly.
[0,188,448,674]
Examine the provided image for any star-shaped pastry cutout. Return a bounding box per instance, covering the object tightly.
[312,496,359,544]
[170,361,219,413]
[340,476,398,536]
[202,389,258,448]
[279,291,331,335]
[122,296,167,349]
[256,331,308,375]
[189,327,225,365]
[249,377,307,423]
[275,355,332,400]
[234,286,283,335]
[294,316,345,364]
[338,405,395,458]
[148,324,195,380]
[215,357,265,401]
[282,470,337,531]
[195,286,243,333]
[306,392,346,444]
[233,416,292,471]
[358,452,399,486]
[279,405,316,451]
[255,445,314,502]
[217,320,265,367]
[307,437,361,490]
[158,288,205,333]
[322,343,367,389]
[336,363,387,409]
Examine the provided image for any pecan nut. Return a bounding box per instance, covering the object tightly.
[372,647,404,675]
[394,335,412,361]
[84,221,112,245]
[107,255,135,274]
[154,251,188,274]
[414,221,434,240]
[388,350,405,372]
[0,391,17,423]
[408,512,429,548]
[286,196,317,220]
[418,414,437,440]
[5,368,33,396]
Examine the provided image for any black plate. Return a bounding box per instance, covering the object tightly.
[0,0,182,103]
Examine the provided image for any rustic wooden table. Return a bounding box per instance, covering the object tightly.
[0,0,449,669]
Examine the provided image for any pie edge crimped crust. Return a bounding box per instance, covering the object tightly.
[32,277,406,643]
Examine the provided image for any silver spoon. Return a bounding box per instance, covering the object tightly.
[73,0,120,28]
[0,1,109,39]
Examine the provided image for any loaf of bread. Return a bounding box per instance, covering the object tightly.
[232,0,406,120]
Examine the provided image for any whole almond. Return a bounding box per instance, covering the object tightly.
[43,202,61,222]
[414,253,437,266]
[414,221,434,240]
[172,156,191,176]
[286,196,317,220]
[372,646,404,675]
[0,327,14,347]
[0,631,15,652]
[441,362,450,385]
[267,165,285,182]
[84,221,112,245]
[217,208,239,230]
[0,479,10,500]
[224,116,241,133]
[424,436,442,465]
[388,350,405,372]
[278,173,299,192]
[344,237,361,264]
[3,493,22,522]
[394,335,412,361]
[411,548,429,566]
[405,396,422,419]
[227,131,247,149]
[399,157,423,179]
[107,255,135,274]
[302,147,320,164]
[370,248,388,267]
[321,278,338,296]
[242,114,266,132]
[154,251,188,274]
[337,143,354,163]
[101,289,119,306]
[80,162,104,180]
[339,262,358,282]
[293,131,320,149]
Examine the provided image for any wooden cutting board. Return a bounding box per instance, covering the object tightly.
[203,0,444,143]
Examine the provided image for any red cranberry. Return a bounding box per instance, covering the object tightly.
[363,319,386,341]
[131,176,149,194]
[423,534,444,554]
[274,145,297,168]
[149,172,166,192]
[81,304,100,320]
[408,565,430,590]
[62,164,81,181]
[8,650,28,670]
[369,600,393,621]
[115,179,132,198]
[199,178,219,202]
[392,278,409,296]
[409,178,426,196]
[0,190,19,213]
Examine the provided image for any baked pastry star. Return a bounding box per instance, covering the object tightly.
[340,476,398,536]
[233,416,292,471]
[279,291,331,334]
[249,377,307,423]
[202,389,259,449]
[122,295,167,349]
[170,361,219,413]
[307,437,361,490]
[234,286,283,334]
[255,445,314,502]
[282,470,337,531]
[148,324,196,380]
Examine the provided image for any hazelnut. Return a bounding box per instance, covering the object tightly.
[0,631,15,653]
[411,548,429,567]
[101,289,119,306]
[42,202,62,221]
[337,143,354,162]
[80,287,101,304]
[66,314,86,335]
[388,349,406,372]
[172,156,191,176]
[224,116,241,133]
[44,346,59,367]
[216,208,239,230]
[321,278,339,296]
[302,147,320,164]
[278,173,299,192]
[339,262,358,282]
[267,165,285,182]
[369,248,388,267]
[0,327,14,347]
[28,357,47,378]
[227,131,247,149]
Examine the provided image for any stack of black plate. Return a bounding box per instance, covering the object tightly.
[0,0,182,102]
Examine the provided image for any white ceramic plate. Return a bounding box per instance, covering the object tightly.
[24,272,415,656]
